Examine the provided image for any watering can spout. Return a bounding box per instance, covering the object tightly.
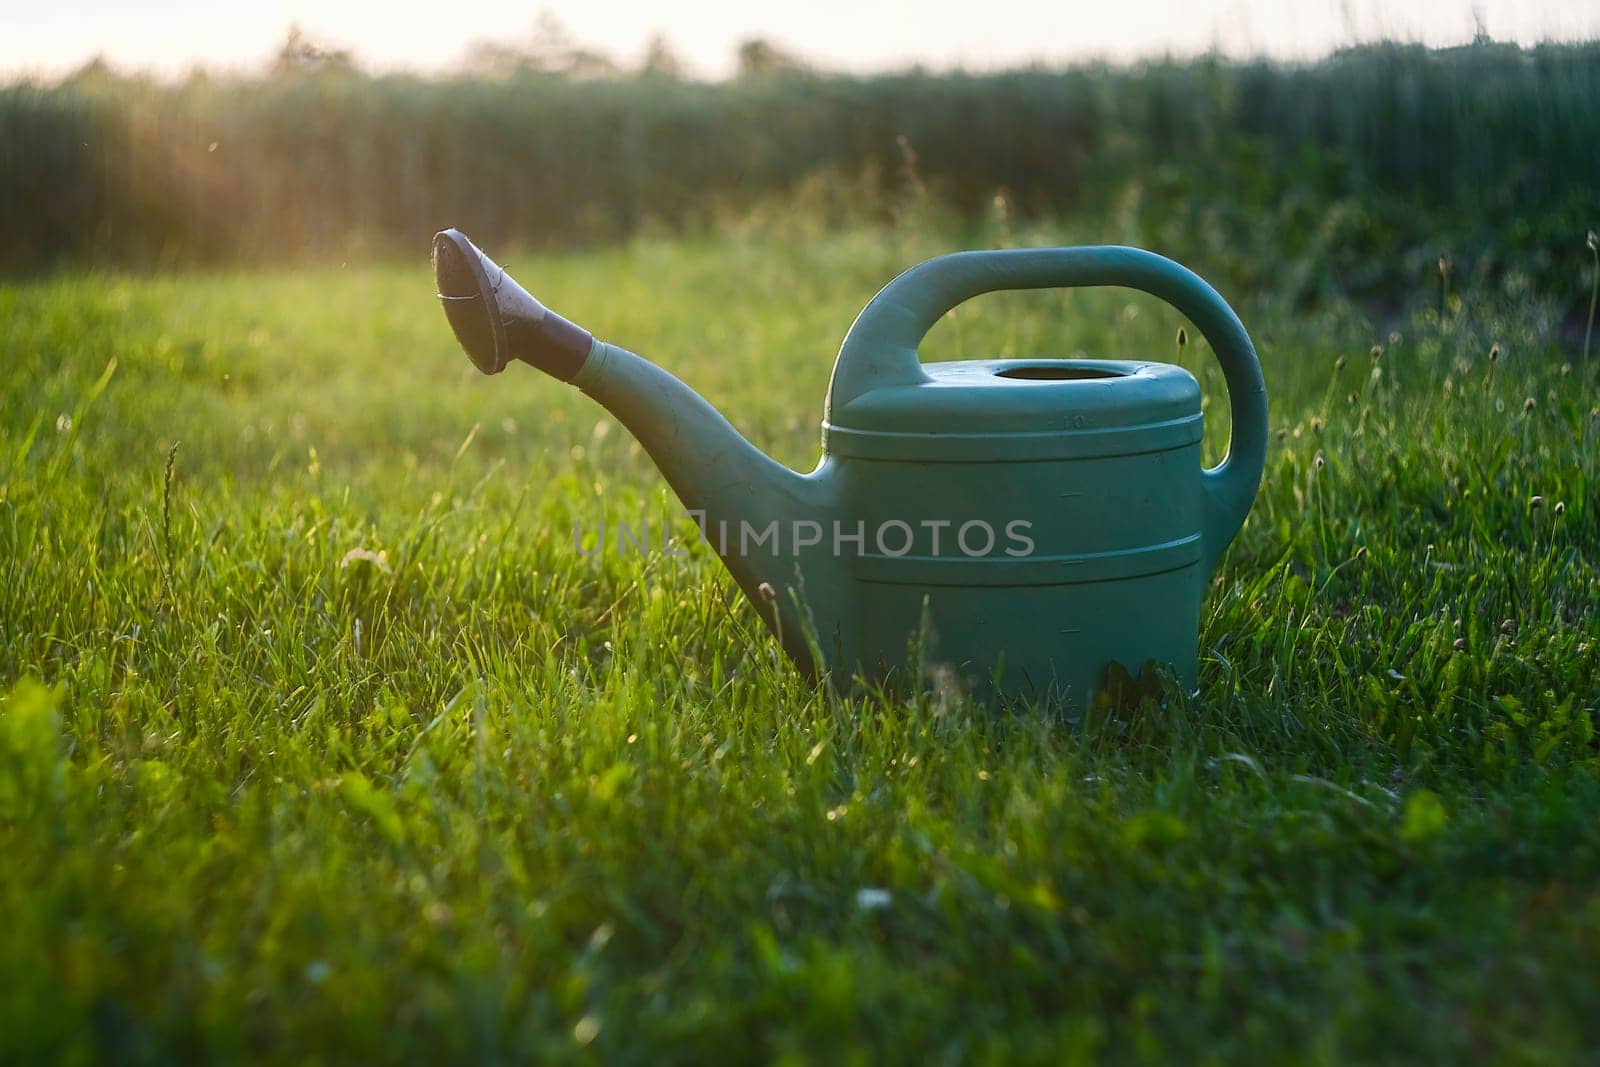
[433,229,838,672]
[433,229,594,379]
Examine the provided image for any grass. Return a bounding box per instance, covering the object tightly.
[2,226,1598,1061]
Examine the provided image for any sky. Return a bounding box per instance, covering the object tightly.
[4,0,1599,80]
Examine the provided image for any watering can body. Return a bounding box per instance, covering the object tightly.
[434,235,1266,709]
[820,358,1214,703]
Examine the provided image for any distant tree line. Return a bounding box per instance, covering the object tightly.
[1,34,1596,308]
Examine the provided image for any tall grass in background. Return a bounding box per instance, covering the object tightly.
[2,40,1598,314]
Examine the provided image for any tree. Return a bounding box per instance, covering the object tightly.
[462,12,617,78]
[273,25,355,74]
[640,34,687,79]
[735,38,807,78]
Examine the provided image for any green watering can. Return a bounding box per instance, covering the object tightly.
[434,230,1267,708]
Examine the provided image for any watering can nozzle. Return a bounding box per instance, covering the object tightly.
[432,228,593,379]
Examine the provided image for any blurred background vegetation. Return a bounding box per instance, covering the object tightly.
[2,30,1597,322]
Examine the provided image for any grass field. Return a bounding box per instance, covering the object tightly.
[2,226,1598,1061]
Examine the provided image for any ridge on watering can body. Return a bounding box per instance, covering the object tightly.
[432,229,1266,712]
[823,358,1202,458]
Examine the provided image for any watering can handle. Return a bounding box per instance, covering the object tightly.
[828,245,1268,563]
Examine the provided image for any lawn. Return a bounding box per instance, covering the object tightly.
[2,226,1598,1061]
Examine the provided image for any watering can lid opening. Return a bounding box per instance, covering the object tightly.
[822,358,1203,459]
